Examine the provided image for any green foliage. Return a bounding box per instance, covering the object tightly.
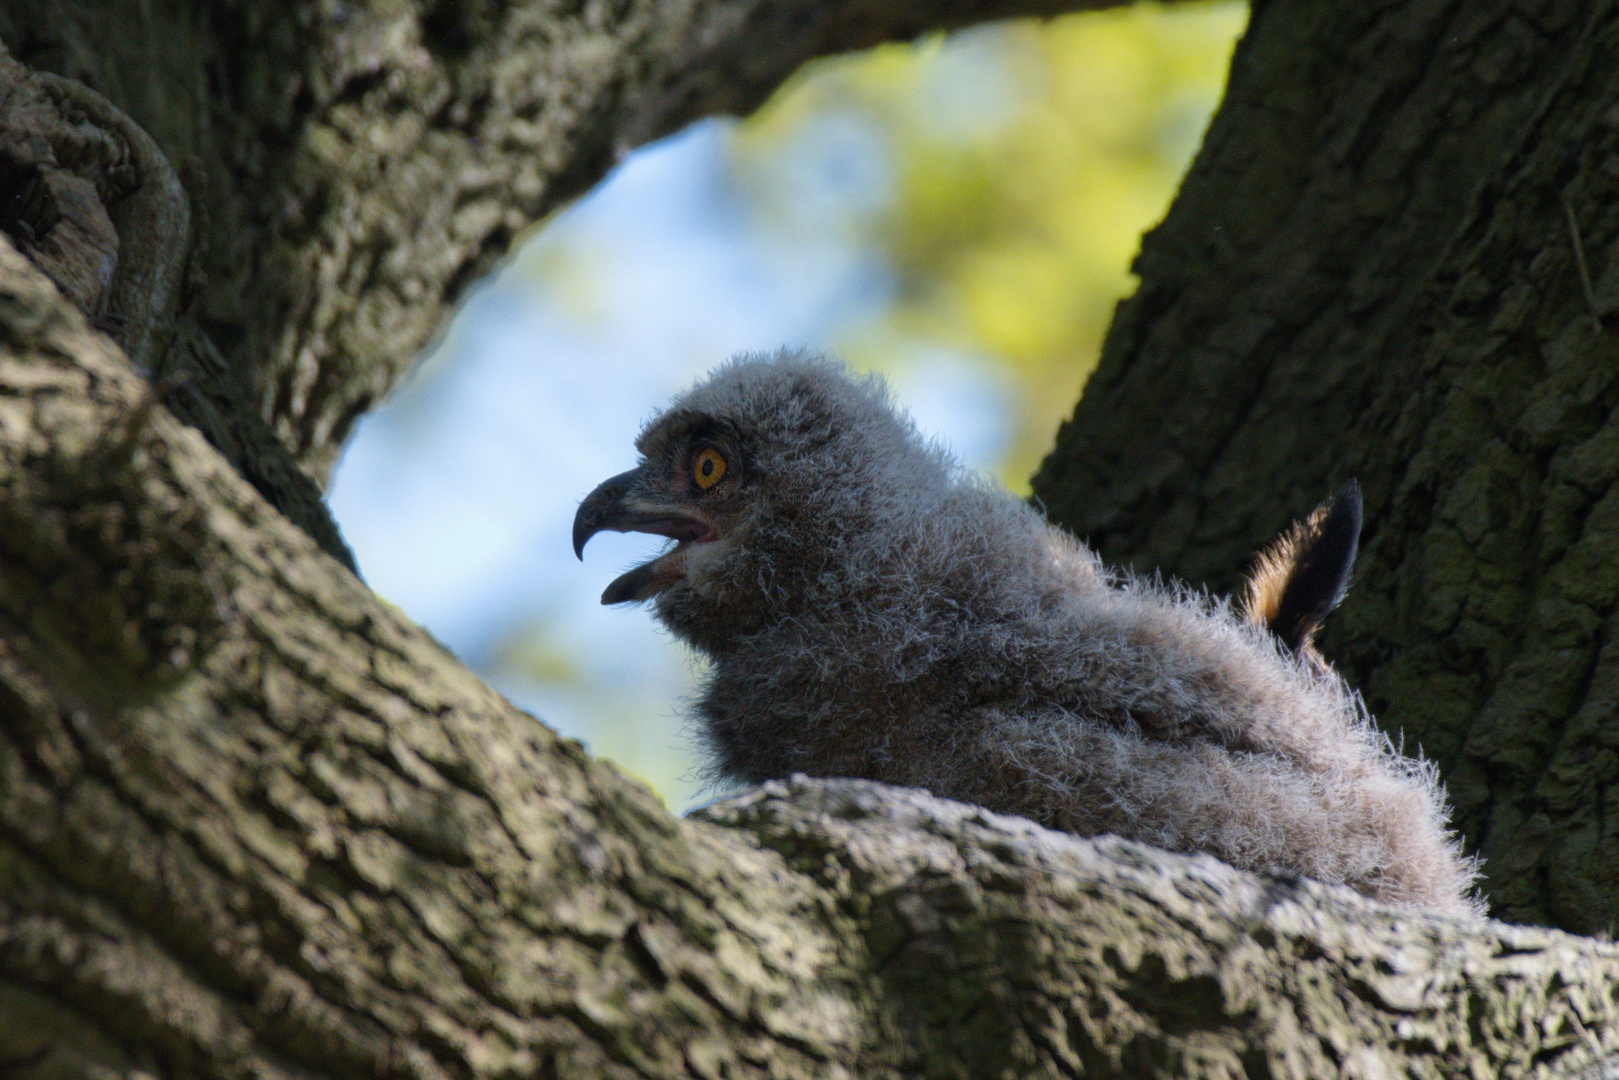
[734,2,1245,489]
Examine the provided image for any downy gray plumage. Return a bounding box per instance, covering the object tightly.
[574,352,1481,914]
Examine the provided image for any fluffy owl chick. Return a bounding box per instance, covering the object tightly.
[573,352,1480,915]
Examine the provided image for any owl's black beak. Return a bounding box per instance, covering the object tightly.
[574,467,719,604]
[573,467,715,556]
[573,468,642,559]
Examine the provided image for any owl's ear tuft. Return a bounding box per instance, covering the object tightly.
[1243,480,1362,659]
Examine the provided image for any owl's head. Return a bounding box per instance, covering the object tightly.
[573,351,951,653]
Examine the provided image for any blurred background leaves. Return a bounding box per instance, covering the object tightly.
[329,1,1246,808]
[737,3,1244,485]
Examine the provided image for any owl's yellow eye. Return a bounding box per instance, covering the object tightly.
[692,447,727,490]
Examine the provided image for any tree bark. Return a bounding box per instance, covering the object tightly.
[5,0,1619,1074]
[1031,0,1619,934]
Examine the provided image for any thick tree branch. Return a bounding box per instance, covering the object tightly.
[0,46,356,571]
[3,235,1619,1077]
[706,778,1619,1080]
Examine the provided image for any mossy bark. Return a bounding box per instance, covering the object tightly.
[4,0,1619,1074]
[1032,0,1619,933]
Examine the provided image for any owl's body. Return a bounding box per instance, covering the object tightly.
[575,353,1480,914]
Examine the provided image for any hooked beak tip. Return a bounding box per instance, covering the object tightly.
[573,467,641,561]
[571,518,593,560]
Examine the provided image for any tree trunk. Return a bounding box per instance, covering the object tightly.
[4,0,1619,1075]
[1032,0,1619,934]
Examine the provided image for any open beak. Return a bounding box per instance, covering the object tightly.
[573,467,717,604]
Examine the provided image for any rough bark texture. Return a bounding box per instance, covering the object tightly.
[0,257,1617,1075]
[6,0,1619,1073]
[1031,0,1619,934]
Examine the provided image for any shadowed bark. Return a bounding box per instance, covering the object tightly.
[4,0,1619,1074]
[1032,0,1619,933]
